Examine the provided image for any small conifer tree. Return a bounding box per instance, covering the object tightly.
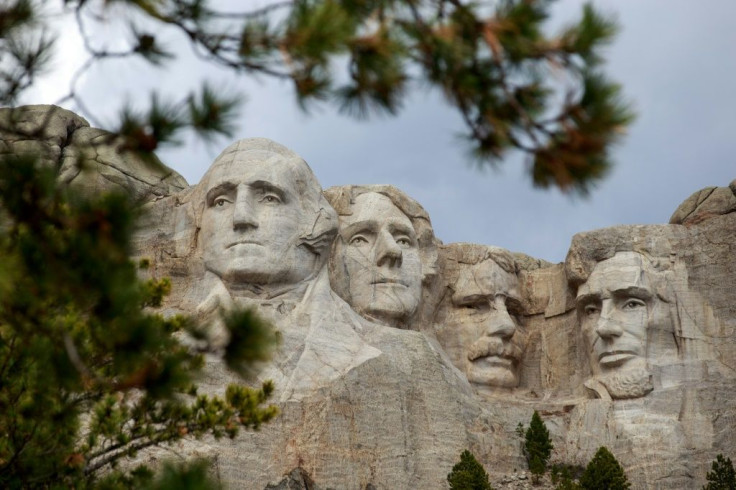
[447,450,494,490]
[703,454,736,490]
[579,447,630,490]
[551,464,583,490]
[524,411,554,483]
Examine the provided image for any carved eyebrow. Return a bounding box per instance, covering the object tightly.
[206,182,236,205]
[506,294,523,309]
[387,221,416,238]
[612,286,653,300]
[452,293,490,306]
[576,286,653,306]
[341,220,380,239]
[575,292,599,306]
[250,180,288,202]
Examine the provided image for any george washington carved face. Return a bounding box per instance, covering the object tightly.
[197,139,334,290]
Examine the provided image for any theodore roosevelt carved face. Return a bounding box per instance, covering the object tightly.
[445,252,525,390]
[576,251,676,398]
[331,192,423,326]
[197,139,334,290]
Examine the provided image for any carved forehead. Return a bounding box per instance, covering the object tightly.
[577,252,654,298]
[204,150,301,195]
[452,259,519,303]
[199,138,323,201]
[341,192,413,229]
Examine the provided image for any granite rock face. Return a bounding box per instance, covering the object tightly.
[0,105,187,201]
[669,181,736,225]
[3,107,735,489]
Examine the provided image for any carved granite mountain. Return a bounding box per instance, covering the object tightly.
[2,106,735,489]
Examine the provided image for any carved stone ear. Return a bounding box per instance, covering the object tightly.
[300,195,338,258]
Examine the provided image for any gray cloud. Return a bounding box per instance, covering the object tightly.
[27,1,736,262]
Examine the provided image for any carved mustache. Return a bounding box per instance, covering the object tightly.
[467,336,522,363]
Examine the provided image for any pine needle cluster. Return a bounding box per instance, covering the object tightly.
[0,154,279,488]
[0,0,635,194]
[704,454,736,490]
[524,410,553,483]
[579,446,630,490]
[447,450,494,490]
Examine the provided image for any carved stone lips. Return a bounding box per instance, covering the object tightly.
[371,277,408,287]
[598,350,637,366]
[226,240,262,249]
[472,355,514,368]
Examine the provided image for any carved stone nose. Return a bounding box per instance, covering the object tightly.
[375,229,402,267]
[233,193,258,230]
[596,307,623,339]
[486,300,515,339]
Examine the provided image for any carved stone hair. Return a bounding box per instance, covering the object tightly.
[323,184,439,281]
[564,226,675,304]
[445,243,518,276]
[191,138,338,260]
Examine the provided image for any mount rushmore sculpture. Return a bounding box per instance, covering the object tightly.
[3,106,735,489]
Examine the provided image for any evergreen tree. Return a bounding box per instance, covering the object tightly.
[0,154,279,488]
[447,450,494,490]
[704,454,736,490]
[524,410,553,483]
[0,0,634,195]
[579,447,630,490]
[551,464,583,490]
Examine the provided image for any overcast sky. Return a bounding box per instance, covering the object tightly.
[27,0,736,263]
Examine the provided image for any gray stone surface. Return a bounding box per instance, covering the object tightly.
[0,105,187,201]
[669,184,736,225]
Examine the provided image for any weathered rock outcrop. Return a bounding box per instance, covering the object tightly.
[0,105,187,201]
[669,180,736,225]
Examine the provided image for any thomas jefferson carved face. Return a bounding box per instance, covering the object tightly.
[576,252,675,397]
[199,150,318,287]
[333,192,423,326]
[447,259,525,390]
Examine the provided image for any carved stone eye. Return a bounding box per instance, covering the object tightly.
[262,194,281,204]
[584,304,599,316]
[350,235,369,245]
[214,198,228,207]
[622,298,645,310]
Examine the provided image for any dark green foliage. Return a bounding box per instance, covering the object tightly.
[447,450,494,490]
[524,411,553,482]
[579,447,630,490]
[1,0,633,195]
[551,463,584,490]
[704,454,736,490]
[0,155,279,488]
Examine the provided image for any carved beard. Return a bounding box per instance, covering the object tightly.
[598,367,653,399]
